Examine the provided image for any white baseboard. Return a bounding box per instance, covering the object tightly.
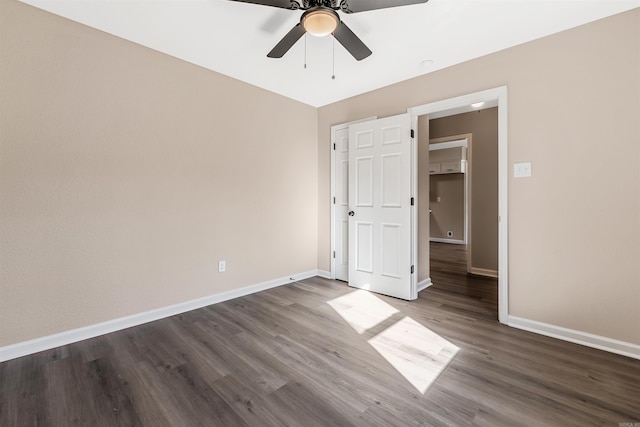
[417,278,433,292]
[317,270,332,279]
[508,315,640,360]
[469,267,499,278]
[430,238,466,245]
[0,270,319,363]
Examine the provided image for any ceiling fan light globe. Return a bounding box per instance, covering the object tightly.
[302,10,339,37]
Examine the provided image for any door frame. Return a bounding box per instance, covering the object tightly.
[428,136,471,247]
[328,86,508,323]
[408,86,508,323]
[330,116,376,280]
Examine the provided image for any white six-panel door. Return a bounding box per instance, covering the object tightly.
[348,114,413,300]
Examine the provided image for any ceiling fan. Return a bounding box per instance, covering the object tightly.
[228,0,429,61]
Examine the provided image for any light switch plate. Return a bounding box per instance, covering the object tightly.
[514,162,532,178]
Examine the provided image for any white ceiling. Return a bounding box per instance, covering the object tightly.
[19,0,640,107]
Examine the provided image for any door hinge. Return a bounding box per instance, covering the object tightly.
[333,197,336,204]
[411,265,415,274]
[410,129,415,139]
[411,197,415,206]
[333,143,336,150]
[333,251,336,259]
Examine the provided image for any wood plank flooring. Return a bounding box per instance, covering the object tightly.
[429,241,498,320]
[1,273,639,426]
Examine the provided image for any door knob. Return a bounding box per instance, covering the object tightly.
[348,211,355,216]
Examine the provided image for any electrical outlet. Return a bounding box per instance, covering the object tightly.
[218,260,226,272]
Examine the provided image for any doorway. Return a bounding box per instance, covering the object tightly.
[330,86,508,323]
[409,86,508,323]
[428,137,470,255]
[426,119,498,319]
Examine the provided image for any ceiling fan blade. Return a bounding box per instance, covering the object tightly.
[228,0,300,10]
[267,23,306,58]
[333,22,372,61]
[340,0,428,14]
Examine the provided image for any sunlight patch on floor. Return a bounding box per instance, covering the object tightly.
[327,289,398,334]
[327,290,459,394]
[368,316,459,394]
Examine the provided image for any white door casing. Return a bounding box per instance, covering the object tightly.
[408,85,508,323]
[334,128,350,281]
[348,114,414,300]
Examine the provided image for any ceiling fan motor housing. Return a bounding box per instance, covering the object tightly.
[298,0,341,10]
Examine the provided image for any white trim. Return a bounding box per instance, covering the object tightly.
[0,270,319,363]
[408,85,508,324]
[497,87,509,324]
[429,238,466,245]
[428,99,499,120]
[469,267,499,278]
[508,315,640,360]
[317,269,332,279]
[417,278,432,292]
[428,139,468,151]
[330,116,376,281]
[410,115,418,299]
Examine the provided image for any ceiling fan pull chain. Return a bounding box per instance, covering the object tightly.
[304,33,307,69]
[331,35,336,80]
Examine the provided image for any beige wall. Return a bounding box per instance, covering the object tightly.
[0,0,318,346]
[430,108,499,271]
[429,174,465,240]
[426,146,466,241]
[318,9,640,344]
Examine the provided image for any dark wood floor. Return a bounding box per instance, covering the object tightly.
[2,269,639,425]
[429,241,498,320]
